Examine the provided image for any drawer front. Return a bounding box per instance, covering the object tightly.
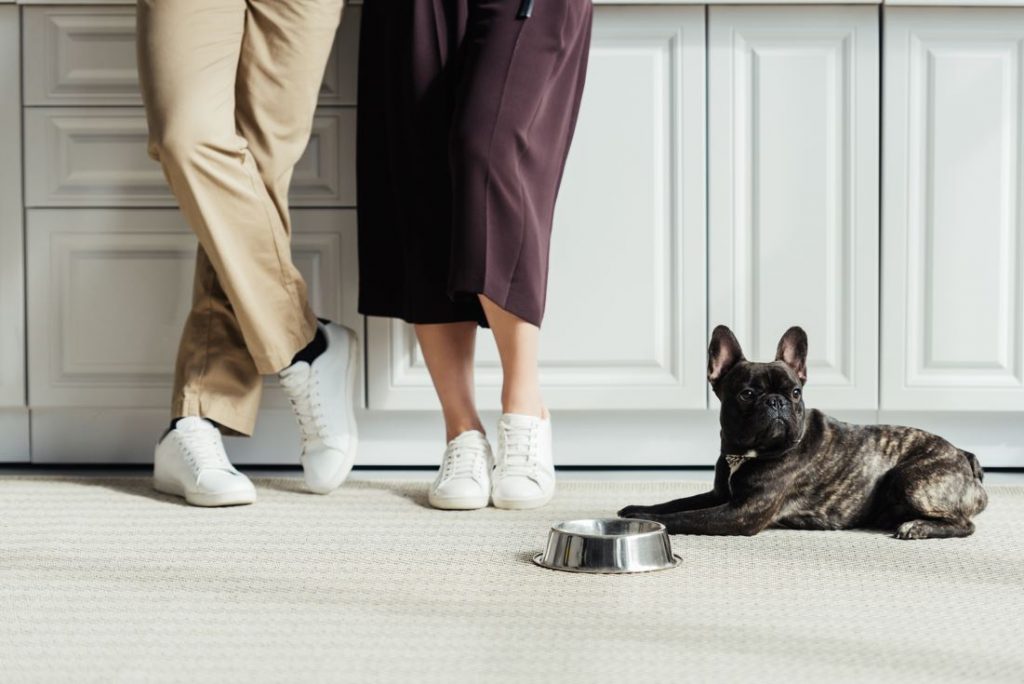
[25,107,355,208]
[26,208,362,409]
[22,5,359,106]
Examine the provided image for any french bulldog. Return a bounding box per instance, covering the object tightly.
[618,325,988,539]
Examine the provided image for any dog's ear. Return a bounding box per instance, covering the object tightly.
[708,325,745,394]
[775,326,808,385]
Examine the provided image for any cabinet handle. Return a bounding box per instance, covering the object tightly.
[517,0,534,19]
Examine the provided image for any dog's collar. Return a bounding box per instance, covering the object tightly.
[725,450,757,473]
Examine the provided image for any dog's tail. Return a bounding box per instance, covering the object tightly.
[963,450,984,482]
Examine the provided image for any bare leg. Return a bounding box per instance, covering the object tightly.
[478,295,545,418]
[415,322,485,442]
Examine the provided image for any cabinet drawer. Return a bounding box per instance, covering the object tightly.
[22,5,359,106]
[26,208,362,409]
[24,107,355,208]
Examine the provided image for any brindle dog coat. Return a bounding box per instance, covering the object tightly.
[619,326,988,539]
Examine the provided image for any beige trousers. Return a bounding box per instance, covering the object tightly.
[137,0,344,436]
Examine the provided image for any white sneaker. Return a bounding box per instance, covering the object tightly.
[429,430,493,510]
[153,417,257,507]
[279,321,359,495]
[491,413,555,510]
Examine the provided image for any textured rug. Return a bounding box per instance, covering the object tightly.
[0,478,1021,683]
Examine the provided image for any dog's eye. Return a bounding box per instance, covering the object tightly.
[792,388,802,400]
[740,389,755,401]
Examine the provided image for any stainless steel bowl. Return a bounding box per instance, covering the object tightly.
[533,518,681,574]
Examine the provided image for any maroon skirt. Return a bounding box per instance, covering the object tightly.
[356,0,593,327]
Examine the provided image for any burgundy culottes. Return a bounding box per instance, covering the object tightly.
[356,0,593,327]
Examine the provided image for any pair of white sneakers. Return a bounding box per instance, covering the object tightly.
[428,413,556,511]
[153,321,359,507]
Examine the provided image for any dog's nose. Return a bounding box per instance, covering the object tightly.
[766,395,785,410]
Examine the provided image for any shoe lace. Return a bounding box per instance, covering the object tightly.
[178,427,232,474]
[280,365,330,443]
[441,444,487,482]
[497,422,539,478]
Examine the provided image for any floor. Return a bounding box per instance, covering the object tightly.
[1,475,1021,683]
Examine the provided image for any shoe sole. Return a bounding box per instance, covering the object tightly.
[428,493,489,510]
[303,326,360,495]
[492,492,555,510]
[153,478,256,507]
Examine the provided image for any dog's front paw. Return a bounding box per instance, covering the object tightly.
[618,505,647,519]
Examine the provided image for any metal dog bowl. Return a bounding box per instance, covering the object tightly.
[533,518,681,574]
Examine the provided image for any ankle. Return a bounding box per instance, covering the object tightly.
[289,325,326,366]
[444,419,485,443]
[166,416,219,438]
[501,397,546,419]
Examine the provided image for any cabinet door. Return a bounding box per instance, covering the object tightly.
[366,6,707,411]
[882,8,1024,411]
[0,5,25,410]
[26,208,362,410]
[708,6,880,411]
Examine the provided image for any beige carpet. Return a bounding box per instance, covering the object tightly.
[1,477,1022,683]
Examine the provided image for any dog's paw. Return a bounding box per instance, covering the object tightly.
[894,520,931,540]
[617,505,646,519]
[614,505,655,520]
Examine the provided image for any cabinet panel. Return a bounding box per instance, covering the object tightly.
[0,411,29,463]
[27,208,362,409]
[25,108,355,208]
[366,6,707,411]
[882,8,1024,411]
[320,3,361,106]
[708,5,880,410]
[22,5,359,106]
[0,6,25,409]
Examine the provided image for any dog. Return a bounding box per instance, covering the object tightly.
[618,325,988,539]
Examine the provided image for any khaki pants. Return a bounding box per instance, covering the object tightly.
[137,0,344,436]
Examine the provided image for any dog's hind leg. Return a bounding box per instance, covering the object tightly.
[895,518,975,540]
[886,449,987,540]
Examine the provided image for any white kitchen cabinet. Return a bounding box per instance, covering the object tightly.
[708,5,880,410]
[366,5,708,411]
[22,4,360,106]
[881,8,1024,411]
[6,2,1024,467]
[0,5,28,462]
[26,208,363,410]
[0,6,24,410]
[24,107,355,208]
